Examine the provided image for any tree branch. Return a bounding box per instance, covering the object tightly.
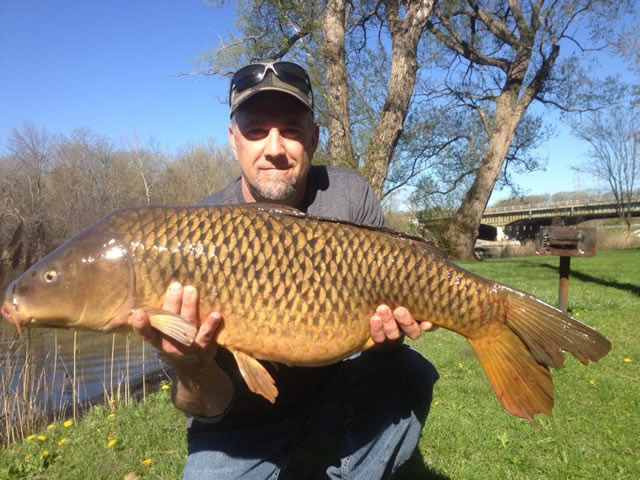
[506,0,531,43]
[467,0,519,47]
[427,9,511,71]
[267,29,311,59]
[529,0,544,33]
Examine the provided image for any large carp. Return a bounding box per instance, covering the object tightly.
[1,204,611,424]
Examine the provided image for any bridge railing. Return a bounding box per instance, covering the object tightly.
[484,195,631,215]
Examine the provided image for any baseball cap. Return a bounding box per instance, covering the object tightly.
[229,61,314,116]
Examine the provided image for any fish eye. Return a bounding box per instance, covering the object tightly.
[43,270,58,283]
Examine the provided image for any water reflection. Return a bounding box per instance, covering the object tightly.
[0,321,165,416]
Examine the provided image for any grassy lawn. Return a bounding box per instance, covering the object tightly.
[398,248,640,480]
[0,388,187,479]
[1,249,638,479]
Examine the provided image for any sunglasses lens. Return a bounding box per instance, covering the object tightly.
[232,64,267,94]
[232,62,310,95]
[272,63,310,93]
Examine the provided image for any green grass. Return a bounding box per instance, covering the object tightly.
[1,249,639,479]
[0,387,187,479]
[397,248,640,479]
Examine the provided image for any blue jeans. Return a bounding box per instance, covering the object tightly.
[184,346,438,479]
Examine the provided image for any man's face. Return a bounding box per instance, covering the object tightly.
[228,92,319,206]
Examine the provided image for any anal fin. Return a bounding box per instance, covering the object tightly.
[145,308,197,346]
[362,336,377,350]
[230,348,279,403]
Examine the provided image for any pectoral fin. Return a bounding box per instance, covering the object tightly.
[229,348,278,403]
[144,308,197,346]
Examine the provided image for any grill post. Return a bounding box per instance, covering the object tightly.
[536,226,596,313]
[558,256,571,313]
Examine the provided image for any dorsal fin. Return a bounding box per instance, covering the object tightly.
[242,203,446,260]
[249,203,306,218]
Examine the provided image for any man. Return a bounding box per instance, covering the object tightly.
[132,61,438,479]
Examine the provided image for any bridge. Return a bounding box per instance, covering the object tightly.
[483,197,640,228]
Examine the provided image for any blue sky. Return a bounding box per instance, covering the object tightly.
[0,1,636,204]
[0,1,233,153]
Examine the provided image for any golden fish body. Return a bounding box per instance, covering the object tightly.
[1,204,611,424]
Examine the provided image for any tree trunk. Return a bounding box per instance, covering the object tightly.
[363,0,435,197]
[618,201,632,231]
[445,93,525,259]
[425,2,566,259]
[322,0,356,169]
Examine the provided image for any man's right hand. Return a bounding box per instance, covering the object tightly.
[131,282,220,361]
[131,282,234,418]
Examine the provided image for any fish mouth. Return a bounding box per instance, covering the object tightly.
[1,299,29,339]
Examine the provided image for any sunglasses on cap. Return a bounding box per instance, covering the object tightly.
[229,61,313,107]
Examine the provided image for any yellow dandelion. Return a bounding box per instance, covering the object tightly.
[107,439,116,448]
[589,379,596,385]
[458,362,464,369]
[63,420,73,427]
[575,312,580,317]
[141,458,152,465]
[624,357,632,363]
[27,434,36,441]
[42,450,49,457]
[47,423,55,430]
[433,401,440,406]
[58,438,66,446]
[161,384,170,390]
[107,413,116,419]
[37,435,47,441]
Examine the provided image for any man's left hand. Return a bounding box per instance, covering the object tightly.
[369,305,436,344]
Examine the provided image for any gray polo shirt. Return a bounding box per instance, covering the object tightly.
[198,165,386,227]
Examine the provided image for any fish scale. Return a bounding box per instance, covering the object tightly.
[2,204,611,424]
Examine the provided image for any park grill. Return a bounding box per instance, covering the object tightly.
[536,226,596,313]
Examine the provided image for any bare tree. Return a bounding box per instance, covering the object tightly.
[3,123,56,268]
[6,123,53,218]
[423,0,633,258]
[0,157,21,278]
[156,141,238,206]
[572,100,639,229]
[611,19,640,99]
[120,133,165,206]
[50,128,124,237]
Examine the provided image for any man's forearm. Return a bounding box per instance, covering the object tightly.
[169,356,234,418]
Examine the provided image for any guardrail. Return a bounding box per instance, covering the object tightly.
[484,196,639,215]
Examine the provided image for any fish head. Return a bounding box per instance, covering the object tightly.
[1,230,134,334]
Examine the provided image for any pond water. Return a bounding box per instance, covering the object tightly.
[0,320,165,418]
[1,266,168,419]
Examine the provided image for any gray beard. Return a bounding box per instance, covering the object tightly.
[252,174,298,201]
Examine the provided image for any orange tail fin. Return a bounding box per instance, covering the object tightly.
[504,291,611,368]
[469,287,611,425]
[469,328,553,425]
